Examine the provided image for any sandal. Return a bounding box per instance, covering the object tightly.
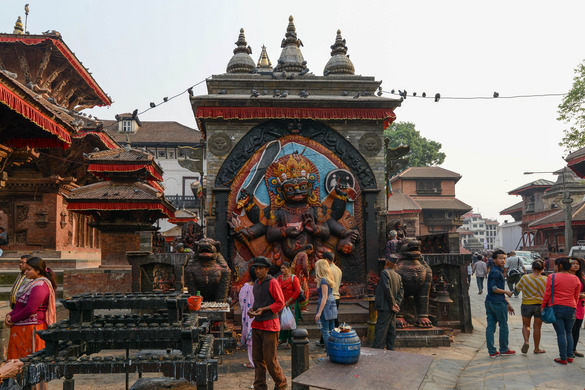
[534,349,546,354]
[521,343,529,354]
[243,363,254,369]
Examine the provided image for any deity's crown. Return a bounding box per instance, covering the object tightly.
[275,152,311,182]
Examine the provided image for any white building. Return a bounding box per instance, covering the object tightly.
[460,211,499,250]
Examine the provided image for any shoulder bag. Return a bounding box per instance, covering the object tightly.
[292,275,306,303]
[541,274,556,324]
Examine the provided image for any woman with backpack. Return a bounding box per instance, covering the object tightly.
[277,262,301,346]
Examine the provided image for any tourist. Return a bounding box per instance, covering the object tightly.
[9,254,32,309]
[239,266,256,369]
[505,251,525,296]
[323,252,342,326]
[541,257,581,365]
[0,359,24,384]
[247,256,287,390]
[472,258,488,294]
[314,259,338,355]
[514,259,547,354]
[277,262,301,346]
[485,249,516,358]
[569,257,585,358]
[372,255,403,350]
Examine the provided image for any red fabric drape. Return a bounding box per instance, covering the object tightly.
[73,131,119,150]
[196,106,397,128]
[67,201,174,217]
[147,180,165,193]
[0,82,71,148]
[88,163,163,181]
[0,36,111,106]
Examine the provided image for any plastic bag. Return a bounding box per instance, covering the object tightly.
[280,306,296,330]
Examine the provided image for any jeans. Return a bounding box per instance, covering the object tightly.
[552,305,576,360]
[485,301,509,354]
[372,310,397,350]
[320,317,335,355]
[476,277,485,292]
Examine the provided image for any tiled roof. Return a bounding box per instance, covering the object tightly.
[500,200,524,215]
[387,190,421,213]
[68,181,162,201]
[508,179,554,195]
[391,167,462,183]
[87,148,154,162]
[529,201,585,228]
[103,120,201,145]
[414,198,472,211]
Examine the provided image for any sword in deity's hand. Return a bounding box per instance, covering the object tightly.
[241,140,281,197]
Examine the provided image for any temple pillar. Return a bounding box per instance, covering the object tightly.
[213,187,230,262]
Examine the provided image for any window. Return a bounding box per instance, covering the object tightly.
[122,120,132,133]
[167,149,176,159]
[157,149,167,159]
[416,180,442,195]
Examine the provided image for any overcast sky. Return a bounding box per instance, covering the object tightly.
[3,0,585,222]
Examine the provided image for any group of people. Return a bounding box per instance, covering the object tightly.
[238,253,341,390]
[2,255,57,388]
[483,249,585,365]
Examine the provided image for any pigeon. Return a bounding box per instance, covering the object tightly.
[280,90,288,98]
[250,89,259,98]
[150,102,156,108]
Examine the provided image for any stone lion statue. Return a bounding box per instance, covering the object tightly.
[184,238,231,302]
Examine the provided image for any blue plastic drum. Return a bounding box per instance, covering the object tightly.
[328,328,361,364]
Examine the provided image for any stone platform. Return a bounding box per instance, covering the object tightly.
[395,326,451,347]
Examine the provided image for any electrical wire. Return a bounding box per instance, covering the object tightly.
[382,90,566,101]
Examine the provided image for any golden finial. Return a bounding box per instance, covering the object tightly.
[257,45,272,70]
[13,16,24,34]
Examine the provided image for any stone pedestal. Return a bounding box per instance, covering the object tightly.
[99,231,140,267]
[394,327,451,348]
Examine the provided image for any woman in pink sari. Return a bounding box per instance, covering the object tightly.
[5,257,57,360]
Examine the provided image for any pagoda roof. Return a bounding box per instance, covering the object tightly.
[387,189,421,214]
[66,181,174,218]
[168,209,198,224]
[508,179,554,195]
[391,167,462,183]
[415,197,472,212]
[0,33,111,110]
[87,148,164,181]
[528,201,585,230]
[0,70,75,149]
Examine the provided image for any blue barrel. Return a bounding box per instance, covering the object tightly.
[328,328,361,364]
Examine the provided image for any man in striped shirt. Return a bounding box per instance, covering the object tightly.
[515,259,547,354]
[9,255,32,309]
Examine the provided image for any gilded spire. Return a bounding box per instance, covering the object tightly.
[13,16,24,34]
[257,45,273,71]
[323,29,355,76]
[226,28,256,74]
[275,15,308,73]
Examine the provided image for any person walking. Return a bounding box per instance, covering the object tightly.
[514,259,547,354]
[9,255,32,309]
[247,257,287,390]
[314,259,338,355]
[485,249,516,358]
[372,255,403,350]
[505,251,525,296]
[472,259,488,294]
[569,257,585,358]
[238,266,256,369]
[277,262,301,346]
[541,257,581,365]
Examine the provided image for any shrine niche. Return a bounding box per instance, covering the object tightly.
[226,121,370,296]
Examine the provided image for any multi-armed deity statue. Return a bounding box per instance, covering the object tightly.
[230,138,361,302]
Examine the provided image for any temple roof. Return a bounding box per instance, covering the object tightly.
[387,189,421,214]
[529,200,585,229]
[0,32,112,110]
[68,180,163,201]
[500,200,524,215]
[391,167,462,183]
[415,198,472,211]
[257,45,273,72]
[88,148,155,162]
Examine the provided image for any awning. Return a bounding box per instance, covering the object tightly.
[196,106,396,128]
[0,81,71,148]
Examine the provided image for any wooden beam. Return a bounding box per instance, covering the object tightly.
[41,62,68,90]
[15,44,31,83]
[35,45,53,85]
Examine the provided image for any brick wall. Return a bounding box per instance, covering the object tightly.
[63,268,132,297]
[100,231,140,267]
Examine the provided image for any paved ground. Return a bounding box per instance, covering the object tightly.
[3,277,584,389]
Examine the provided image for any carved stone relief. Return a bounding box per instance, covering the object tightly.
[208,133,232,156]
[16,205,29,221]
[358,133,382,157]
